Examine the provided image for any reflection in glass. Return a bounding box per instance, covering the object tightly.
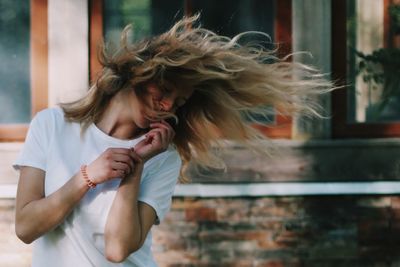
[348,0,400,123]
[192,0,276,123]
[103,0,183,43]
[192,0,274,40]
[0,0,31,123]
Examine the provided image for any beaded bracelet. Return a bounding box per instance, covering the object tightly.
[80,165,96,188]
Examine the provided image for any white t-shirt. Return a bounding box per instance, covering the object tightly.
[13,107,182,267]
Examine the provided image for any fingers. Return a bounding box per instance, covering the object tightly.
[110,161,130,174]
[107,147,140,164]
[146,130,167,149]
[148,129,166,146]
[150,120,175,141]
[161,119,175,140]
[134,138,147,150]
[90,147,145,183]
[148,121,175,147]
[112,153,133,168]
[106,148,141,176]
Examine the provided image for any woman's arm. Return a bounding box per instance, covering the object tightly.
[15,148,135,244]
[15,167,89,244]
[104,121,175,263]
[104,160,157,263]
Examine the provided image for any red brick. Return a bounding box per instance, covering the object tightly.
[255,260,284,267]
[391,197,400,209]
[216,200,251,222]
[255,259,302,267]
[198,230,280,249]
[172,198,202,210]
[273,230,302,247]
[197,260,253,267]
[391,208,400,219]
[186,207,217,222]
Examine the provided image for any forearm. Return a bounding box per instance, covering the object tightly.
[104,173,142,262]
[15,172,89,243]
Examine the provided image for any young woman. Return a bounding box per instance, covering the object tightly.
[14,15,331,266]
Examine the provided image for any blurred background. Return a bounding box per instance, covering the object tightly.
[1,0,400,266]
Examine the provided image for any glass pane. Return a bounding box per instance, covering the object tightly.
[192,0,276,124]
[103,0,183,43]
[0,0,31,123]
[192,0,275,43]
[347,0,400,123]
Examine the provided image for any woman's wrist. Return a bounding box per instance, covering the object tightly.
[72,171,91,195]
[123,163,144,184]
[80,165,97,188]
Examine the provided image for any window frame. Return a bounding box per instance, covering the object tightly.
[0,0,48,142]
[89,0,293,138]
[332,0,400,138]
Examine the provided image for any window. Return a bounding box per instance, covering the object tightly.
[332,0,400,137]
[0,0,48,141]
[90,0,292,138]
[90,0,184,80]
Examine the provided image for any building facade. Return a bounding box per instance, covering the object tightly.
[1,0,400,266]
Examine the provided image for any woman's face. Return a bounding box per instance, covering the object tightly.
[131,82,194,129]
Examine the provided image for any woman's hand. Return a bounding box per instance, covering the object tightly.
[86,148,138,184]
[134,120,175,162]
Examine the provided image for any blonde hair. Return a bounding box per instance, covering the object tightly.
[61,15,332,181]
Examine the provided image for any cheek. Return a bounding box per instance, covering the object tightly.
[147,84,163,98]
[138,93,156,110]
[137,98,157,119]
[145,90,163,109]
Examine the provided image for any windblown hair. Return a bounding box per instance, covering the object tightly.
[61,15,333,181]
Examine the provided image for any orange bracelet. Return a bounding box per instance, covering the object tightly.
[80,165,96,188]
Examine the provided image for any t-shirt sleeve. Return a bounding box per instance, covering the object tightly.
[138,149,182,225]
[13,110,52,171]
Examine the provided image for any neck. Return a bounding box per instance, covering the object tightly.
[96,93,142,140]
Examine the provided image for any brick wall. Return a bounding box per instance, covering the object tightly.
[153,196,400,267]
[2,196,400,267]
